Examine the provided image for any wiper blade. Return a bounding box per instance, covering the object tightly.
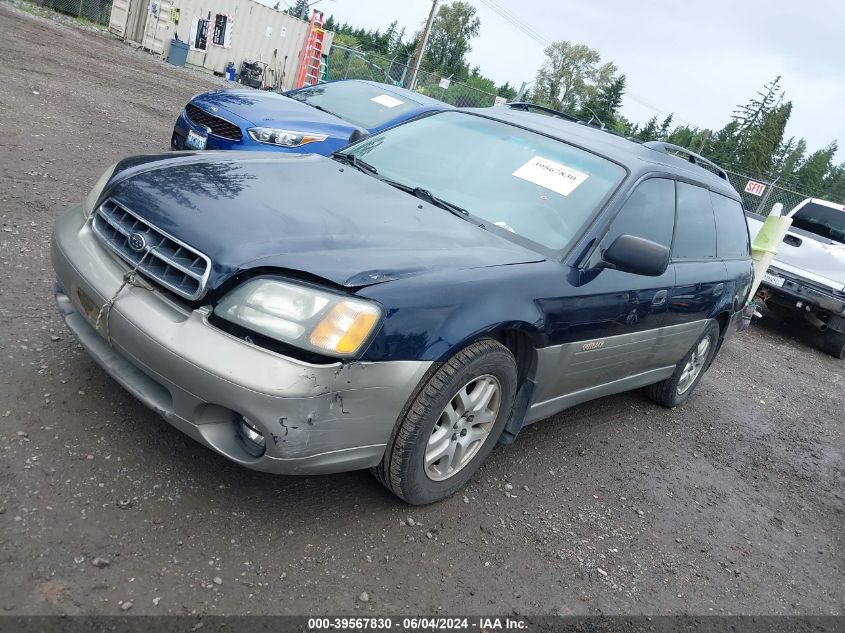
[331,152,379,175]
[309,103,342,119]
[410,187,469,217]
[375,179,470,218]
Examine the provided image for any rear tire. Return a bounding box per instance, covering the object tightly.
[644,321,721,408]
[372,339,517,505]
[822,329,845,359]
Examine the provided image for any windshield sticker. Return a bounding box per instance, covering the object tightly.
[370,94,405,108]
[512,156,589,197]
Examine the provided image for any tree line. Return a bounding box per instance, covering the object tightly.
[286,0,842,201]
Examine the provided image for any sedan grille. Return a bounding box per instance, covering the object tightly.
[185,103,243,141]
[92,199,212,301]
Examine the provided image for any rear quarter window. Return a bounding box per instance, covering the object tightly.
[711,192,750,258]
[673,182,717,259]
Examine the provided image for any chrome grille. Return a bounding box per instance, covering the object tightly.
[91,199,211,301]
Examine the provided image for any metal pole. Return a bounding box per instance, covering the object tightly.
[754,176,780,216]
[408,0,438,91]
[516,81,528,101]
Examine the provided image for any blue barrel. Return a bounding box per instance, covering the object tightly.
[167,39,189,67]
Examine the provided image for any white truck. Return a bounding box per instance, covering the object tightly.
[747,197,845,359]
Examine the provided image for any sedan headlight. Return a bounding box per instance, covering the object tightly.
[214,278,381,357]
[82,163,117,218]
[247,127,328,147]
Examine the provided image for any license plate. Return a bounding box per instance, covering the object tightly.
[185,129,207,150]
[762,272,785,287]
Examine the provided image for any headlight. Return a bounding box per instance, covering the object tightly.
[247,127,328,147]
[214,278,381,357]
[82,163,117,218]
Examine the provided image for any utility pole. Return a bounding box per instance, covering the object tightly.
[408,0,438,91]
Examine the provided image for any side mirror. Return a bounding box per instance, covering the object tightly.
[602,234,670,277]
[348,128,369,144]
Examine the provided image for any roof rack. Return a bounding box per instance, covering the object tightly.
[642,141,729,181]
[506,102,580,123]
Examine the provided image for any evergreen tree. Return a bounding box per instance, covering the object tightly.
[735,101,792,177]
[772,137,807,185]
[703,120,741,167]
[794,143,838,193]
[496,82,518,100]
[635,116,659,141]
[821,164,845,203]
[731,76,782,136]
[657,114,674,141]
[578,74,626,127]
[284,0,310,20]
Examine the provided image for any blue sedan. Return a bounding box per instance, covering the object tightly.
[171,79,449,155]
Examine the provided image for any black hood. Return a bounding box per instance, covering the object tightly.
[105,152,544,292]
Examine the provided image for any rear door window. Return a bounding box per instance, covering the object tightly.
[605,178,675,248]
[711,192,750,258]
[673,182,717,259]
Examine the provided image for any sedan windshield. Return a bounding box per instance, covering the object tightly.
[287,82,425,130]
[341,111,626,250]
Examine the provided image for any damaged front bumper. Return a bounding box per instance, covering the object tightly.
[50,206,431,475]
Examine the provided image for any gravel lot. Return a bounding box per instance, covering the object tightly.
[0,4,843,617]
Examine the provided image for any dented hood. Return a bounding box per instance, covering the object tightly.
[105,152,544,292]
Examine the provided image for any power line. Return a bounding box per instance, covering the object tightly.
[472,0,707,130]
[475,0,550,48]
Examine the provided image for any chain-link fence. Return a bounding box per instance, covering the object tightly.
[26,0,112,24]
[326,45,500,108]
[723,168,812,217]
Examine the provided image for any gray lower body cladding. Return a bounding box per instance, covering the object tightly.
[51,206,431,475]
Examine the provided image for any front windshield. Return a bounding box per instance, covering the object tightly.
[287,82,424,130]
[342,111,626,250]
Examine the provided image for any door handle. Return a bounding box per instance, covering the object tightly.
[652,290,668,306]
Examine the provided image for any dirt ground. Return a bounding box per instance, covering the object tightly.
[0,3,843,617]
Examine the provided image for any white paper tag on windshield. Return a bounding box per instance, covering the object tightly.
[370,94,404,108]
[512,156,589,197]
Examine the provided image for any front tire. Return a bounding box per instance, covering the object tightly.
[644,321,721,408]
[373,339,517,505]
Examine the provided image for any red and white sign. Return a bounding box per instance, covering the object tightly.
[744,180,767,197]
[494,96,507,106]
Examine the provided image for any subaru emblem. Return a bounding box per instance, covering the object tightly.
[128,232,147,253]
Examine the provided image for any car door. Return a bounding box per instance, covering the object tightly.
[531,177,677,410]
[658,181,727,365]
[711,191,754,311]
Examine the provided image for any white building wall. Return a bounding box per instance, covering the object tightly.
[111,0,332,92]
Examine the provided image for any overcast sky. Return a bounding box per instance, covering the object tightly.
[299,0,843,160]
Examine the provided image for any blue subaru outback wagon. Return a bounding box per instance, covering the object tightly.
[52,104,752,504]
[171,79,449,155]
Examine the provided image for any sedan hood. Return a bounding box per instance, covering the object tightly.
[192,89,358,137]
[105,152,544,293]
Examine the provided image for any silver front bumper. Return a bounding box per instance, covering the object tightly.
[50,206,431,475]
